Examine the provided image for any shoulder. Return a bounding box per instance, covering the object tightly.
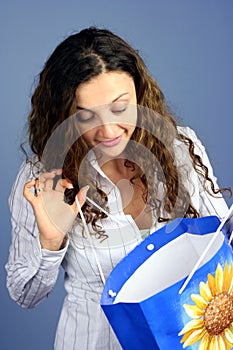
[10,157,41,200]
[177,125,199,141]
[17,156,41,180]
[177,125,207,158]
[177,125,218,183]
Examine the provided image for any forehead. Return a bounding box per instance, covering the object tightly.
[75,71,135,108]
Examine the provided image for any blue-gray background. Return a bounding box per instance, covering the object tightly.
[1,1,232,349]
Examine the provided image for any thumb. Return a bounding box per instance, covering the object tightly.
[76,185,89,207]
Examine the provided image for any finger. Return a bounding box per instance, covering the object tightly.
[44,179,53,191]
[34,177,44,194]
[39,169,63,191]
[39,169,62,183]
[23,179,37,203]
[39,171,56,183]
[76,186,89,207]
[53,169,63,176]
[55,178,68,193]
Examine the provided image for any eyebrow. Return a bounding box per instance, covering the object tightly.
[76,92,129,110]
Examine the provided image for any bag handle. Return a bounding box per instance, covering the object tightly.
[179,203,233,294]
[75,187,233,290]
[86,196,120,223]
[75,196,106,284]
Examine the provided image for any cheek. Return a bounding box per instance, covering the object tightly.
[127,109,137,134]
[80,129,95,146]
[124,105,137,132]
[128,124,136,137]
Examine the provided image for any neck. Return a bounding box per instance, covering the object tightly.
[102,157,127,175]
[100,156,137,184]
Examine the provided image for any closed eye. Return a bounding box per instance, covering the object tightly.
[76,109,95,123]
[112,108,126,114]
[111,101,128,114]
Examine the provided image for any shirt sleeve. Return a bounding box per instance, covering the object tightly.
[5,161,68,308]
[185,127,229,217]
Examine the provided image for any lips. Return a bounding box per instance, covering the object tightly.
[100,135,122,147]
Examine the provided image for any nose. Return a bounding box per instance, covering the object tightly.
[96,109,120,139]
[97,122,119,139]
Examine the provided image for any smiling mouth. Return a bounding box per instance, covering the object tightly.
[100,135,122,147]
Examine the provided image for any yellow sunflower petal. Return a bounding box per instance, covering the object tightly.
[199,281,213,302]
[183,303,204,319]
[229,263,233,279]
[226,324,233,347]
[224,327,233,345]
[197,332,211,350]
[191,293,208,309]
[209,335,219,350]
[228,278,233,295]
[229,322,233,333]
[215,263,223,294]
[182,327,206,347]
[226,343,232,350]
[180,329,193,344]
[228,265,233,294]
[178,319,204,336]
[218,333,227,350]
[207,273,216,296]
[222,262,230,292]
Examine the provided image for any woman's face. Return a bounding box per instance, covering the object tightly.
[75,71,137,158]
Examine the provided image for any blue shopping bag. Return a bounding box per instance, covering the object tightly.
[101,216,233,350]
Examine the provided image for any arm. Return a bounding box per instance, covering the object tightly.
[6,162,68,308]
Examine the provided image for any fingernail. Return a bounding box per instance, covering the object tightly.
[80,185,89,198]
[83,185,89,195]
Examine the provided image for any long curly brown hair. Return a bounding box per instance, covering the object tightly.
[24,27,230,234]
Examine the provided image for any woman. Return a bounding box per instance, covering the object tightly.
[6,27,231,349]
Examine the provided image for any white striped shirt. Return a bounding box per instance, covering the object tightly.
[6,127,229,349]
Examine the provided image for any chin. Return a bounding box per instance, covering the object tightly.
[102,149,125,159]
[94,145,127,160]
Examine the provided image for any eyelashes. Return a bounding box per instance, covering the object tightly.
[112,107,127,114]
[76,102,128,123]
[76,110,94,123]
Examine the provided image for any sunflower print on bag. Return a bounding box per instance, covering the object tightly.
[179,262,233,349]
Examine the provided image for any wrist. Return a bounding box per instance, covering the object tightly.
[40,234,67,251]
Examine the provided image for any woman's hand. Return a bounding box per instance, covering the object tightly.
[23,169,88,251]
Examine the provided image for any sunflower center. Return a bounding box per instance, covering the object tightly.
[204,292,233,335]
